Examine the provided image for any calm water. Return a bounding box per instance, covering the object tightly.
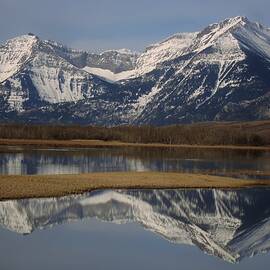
[1,188,270,269]
[0,146,269,177]
[1,146,270,269]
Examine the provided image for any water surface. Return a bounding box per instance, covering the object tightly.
[1,188,270,269]
[0,146,269,177]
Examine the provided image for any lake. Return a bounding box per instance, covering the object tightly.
[0,145,270,269]
[1,188,270,269]
[0,145,269,178]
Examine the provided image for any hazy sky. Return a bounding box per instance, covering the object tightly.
[0,0,269,52]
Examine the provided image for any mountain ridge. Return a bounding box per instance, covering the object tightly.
[0,16,269,125]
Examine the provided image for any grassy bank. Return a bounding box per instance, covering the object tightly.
[0,172,269,200]
[0,139,270,151]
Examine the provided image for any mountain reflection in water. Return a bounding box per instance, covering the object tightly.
[1,188,270,263]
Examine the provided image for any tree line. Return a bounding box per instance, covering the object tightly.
[0,122,269,146]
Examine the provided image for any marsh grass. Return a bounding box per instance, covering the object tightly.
[0,172,269,200]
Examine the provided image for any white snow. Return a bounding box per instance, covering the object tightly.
[30,52,86,103]
[82,34,197,81]
[132,16,270,112]
[0,35,38,83]
[6,77,26,111]
[134,85,160,111]
[188,76,208,102]
[189,16,270,62]
[134,33,197,76]
[7,92,24,111]
[83,66,134,82]
[233,20,270,61]
[191,16,247,54]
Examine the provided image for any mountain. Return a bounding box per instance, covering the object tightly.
[1,188,270,263]
[129,16,270,124]
[0,16,270,125]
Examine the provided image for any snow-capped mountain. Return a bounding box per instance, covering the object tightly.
[0,35,137,109]
[1,188,270,263]
[129,16,270,124]
[0,16,270,124]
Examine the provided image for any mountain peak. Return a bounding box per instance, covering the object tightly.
[27,32,38,37]
[0,34,39,83]
[208,16,249,30]
[225,15,248,24]
[190,15,270,58]
[4,33,39,44]
[197,16,247,39]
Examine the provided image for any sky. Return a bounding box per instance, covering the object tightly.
[0,0,270,52]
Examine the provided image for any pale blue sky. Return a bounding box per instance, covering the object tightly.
[0,0,269,52]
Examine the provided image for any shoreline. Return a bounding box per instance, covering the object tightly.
[0,139,270,151]
[0,172,269,201]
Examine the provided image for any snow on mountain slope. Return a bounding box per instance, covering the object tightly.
[83,34,198,81]
[187,16,270,61]
[0,35,120,106]
[0,16,269,124]
[86,49,139,73]
[85,16,270,83]
[130,16,270,124]
[1,189,270,263]
[0,35,38,83]
[188,16,246,53]
[83,66,134,82]
[134,33,197,76]
[82,49,139,81]
[233,20,270,61]
[0,34,140,107]
[29,51,89,103]
[130,18,249,119]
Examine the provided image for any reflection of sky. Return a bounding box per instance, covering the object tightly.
[0,218,269,270]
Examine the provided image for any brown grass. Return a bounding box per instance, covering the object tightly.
[0,139,270,151]
[0,172,269,201]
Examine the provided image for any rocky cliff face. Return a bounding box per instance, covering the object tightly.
[0,16,269,124]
